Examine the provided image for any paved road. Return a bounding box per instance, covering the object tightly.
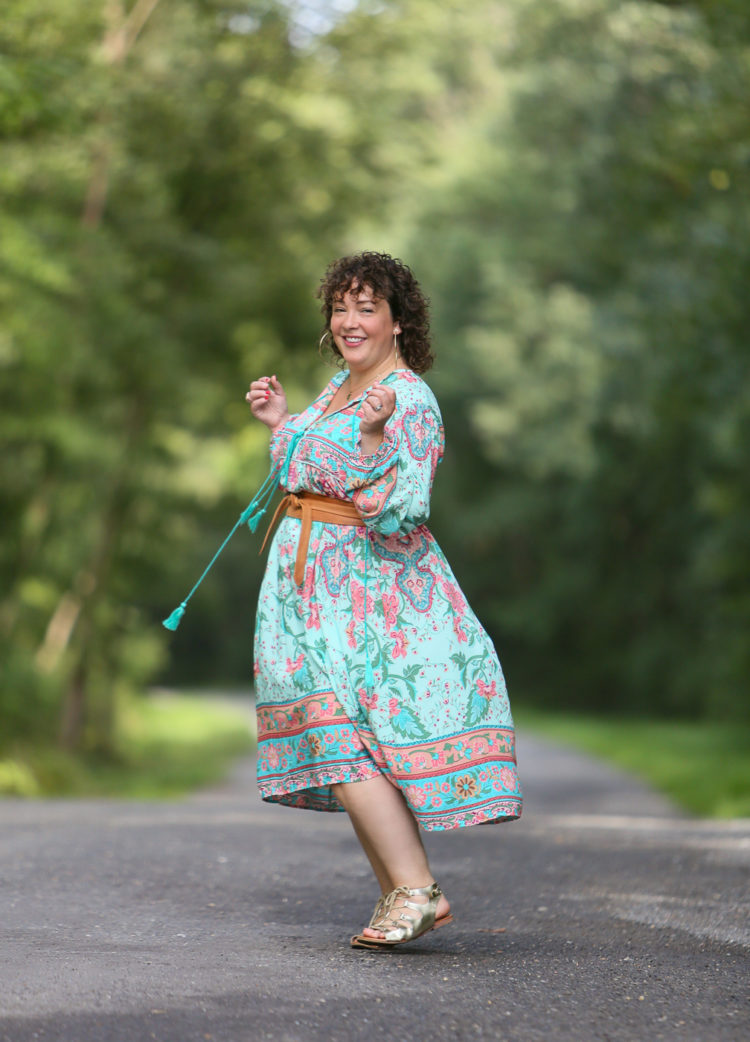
[1,731,748,1042]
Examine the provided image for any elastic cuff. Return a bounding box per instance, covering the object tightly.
[351,428,399,469]
[269,414,300,453]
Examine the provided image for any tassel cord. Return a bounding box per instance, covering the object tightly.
[163,420,305,631]
[239,467,279,526]
[178,516,248,609]
[170,470,278,624]
[279,427,306,487]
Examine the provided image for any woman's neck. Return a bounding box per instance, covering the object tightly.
[345,355,404,396]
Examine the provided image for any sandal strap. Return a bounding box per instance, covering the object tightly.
[369,883,443,942]
[366,894,386,929]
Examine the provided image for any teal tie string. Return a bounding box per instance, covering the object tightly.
[241,465,283,532]
[161,480,274,631]
[163,406,378,706]
[280,427,306,487]
[162,423,303,632]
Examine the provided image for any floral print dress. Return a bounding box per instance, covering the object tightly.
[254,368,522,830]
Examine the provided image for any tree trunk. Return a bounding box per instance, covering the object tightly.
[82,0,163,229]
[56,402,144,751]
[58,0,163,749]
[59,642,90,751]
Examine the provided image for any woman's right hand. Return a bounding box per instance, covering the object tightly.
[246,375,290,433]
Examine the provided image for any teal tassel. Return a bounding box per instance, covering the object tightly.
[246,507,266,533]
[162,602,187,631]
[364,658,374,694]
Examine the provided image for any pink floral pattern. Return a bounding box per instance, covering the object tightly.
[254,369,522,830]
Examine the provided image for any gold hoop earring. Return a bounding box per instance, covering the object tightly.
[319,329,344,367]
[393,331,400,363]
[318,329,332,361]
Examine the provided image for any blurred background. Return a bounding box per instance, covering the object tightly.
[1,0,748,805]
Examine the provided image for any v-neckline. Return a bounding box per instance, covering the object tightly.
[317,368,408,421]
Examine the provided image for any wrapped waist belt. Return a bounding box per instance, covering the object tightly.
[260,491,363,585]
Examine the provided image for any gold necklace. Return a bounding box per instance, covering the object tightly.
[345,358,399,401]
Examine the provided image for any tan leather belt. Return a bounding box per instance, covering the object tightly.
[260,491,363,585]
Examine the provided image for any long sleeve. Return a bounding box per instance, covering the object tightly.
[350,388,444,537]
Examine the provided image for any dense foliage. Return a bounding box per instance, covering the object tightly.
[1,0,748,755]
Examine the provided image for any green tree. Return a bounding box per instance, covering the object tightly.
[398,0,750,719]
[0,0,392,750]
[314,0,749,720]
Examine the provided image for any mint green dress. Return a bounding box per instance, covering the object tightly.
[254,368,522,830]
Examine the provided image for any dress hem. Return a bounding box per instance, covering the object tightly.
[257,770,522,832]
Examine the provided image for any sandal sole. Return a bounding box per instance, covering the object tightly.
[350,913,454,950]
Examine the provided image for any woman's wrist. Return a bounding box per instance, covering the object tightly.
[270,412,291,435]
[359,429,385,456]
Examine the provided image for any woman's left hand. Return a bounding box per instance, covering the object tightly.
[358,382,396,453]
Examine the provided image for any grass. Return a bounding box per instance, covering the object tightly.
[516,707,750,819]
[0,691,254,799]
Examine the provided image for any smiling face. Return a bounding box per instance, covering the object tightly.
[329,284,401,377]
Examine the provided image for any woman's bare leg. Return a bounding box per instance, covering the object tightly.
[331,774,451,937]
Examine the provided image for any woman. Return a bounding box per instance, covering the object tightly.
[246,252,521,950]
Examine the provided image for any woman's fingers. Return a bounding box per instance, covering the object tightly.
[246,375,282,404]
[247,375,284,395]
[363,383,396,421]
[246,376,270,400]
[359,384,396,434]
[246,375,290,433]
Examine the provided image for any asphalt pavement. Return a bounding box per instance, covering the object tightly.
[1,728,748,1042]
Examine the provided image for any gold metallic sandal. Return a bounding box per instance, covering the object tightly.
[350,882,453,950]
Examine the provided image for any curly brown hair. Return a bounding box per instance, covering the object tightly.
[317,251,434,374]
